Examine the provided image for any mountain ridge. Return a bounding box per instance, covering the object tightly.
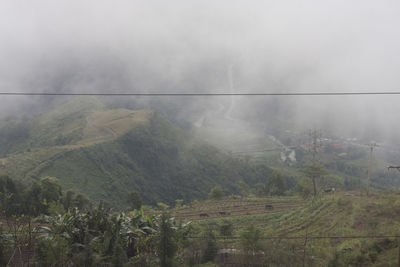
[0,97,272,207]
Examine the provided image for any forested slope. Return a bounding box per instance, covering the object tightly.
[0,97,272,206]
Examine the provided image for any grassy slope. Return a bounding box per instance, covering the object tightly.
[179,192,400,266]
[37,114,271,206]
[0,97,272,207]
[0,97,153,182]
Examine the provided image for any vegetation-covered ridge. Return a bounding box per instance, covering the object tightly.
[0,97,274,207]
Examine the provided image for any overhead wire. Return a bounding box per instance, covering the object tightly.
[2,91,400,96]
[187,235,400,240]
[231,146,298,154]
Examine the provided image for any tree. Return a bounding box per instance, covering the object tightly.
[63,190,75,210]
[300,162,328,197]
[24,181,44,216]
[62,190,91,211]
[267,171,286,196]
[240,225,264,266]
[126,191,142,211]
[239,225,264,264]
[219,220,234,237]
[40,177,62,203]
[0,175,23,216]
[296,177,313,199]
[74,194,91,210]
[239,225,264,254]
[208,186,223,200]
[202,230,218,263]
[158,213,177,267]
[255,183,266,197]
[112,237,127,267]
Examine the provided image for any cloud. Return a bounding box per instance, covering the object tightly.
[1,0,400,142]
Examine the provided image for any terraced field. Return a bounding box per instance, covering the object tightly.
[171,196,306,221]
[174,192,400,266]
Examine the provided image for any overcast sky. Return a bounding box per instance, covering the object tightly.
[1,0,400,141]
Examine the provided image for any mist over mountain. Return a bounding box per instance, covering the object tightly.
[1,1,400,146]
[1,1,400,202]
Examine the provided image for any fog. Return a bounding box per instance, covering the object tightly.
[1,0,400,144]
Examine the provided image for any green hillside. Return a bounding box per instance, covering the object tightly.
[0,97,272,207]
[170,192,400,266]
[1,97,399,209]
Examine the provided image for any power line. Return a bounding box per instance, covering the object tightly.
[231,148,285,154]
[2,91,400,96]
[231,146,298,155]
[188,235,400,240]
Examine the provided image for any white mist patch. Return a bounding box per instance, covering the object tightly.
[270,134,297,164]
[280,149,297,165]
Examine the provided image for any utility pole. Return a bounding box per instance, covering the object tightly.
[366,143,378,196]
[302,228,309,267]
[308,129,322,162]
[307,129,322,197]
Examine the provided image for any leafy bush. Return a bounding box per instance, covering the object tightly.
[239,225,264,253]
[202,230,218,263]
[296,177,313,199]
[208,186,224,200]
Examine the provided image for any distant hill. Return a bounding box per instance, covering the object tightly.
[0,97,272,207]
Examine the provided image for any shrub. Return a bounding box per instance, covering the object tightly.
[208,186,224,200]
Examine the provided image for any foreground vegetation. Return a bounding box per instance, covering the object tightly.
[2,172,400,266]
